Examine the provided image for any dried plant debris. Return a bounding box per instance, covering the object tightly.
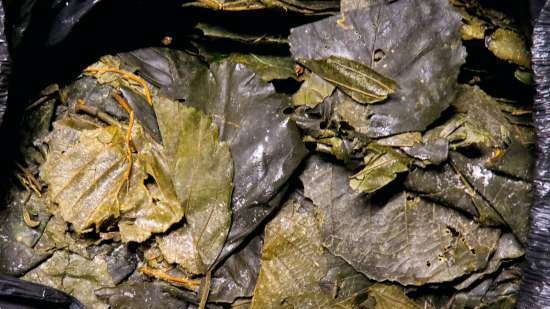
[1,0,534,308]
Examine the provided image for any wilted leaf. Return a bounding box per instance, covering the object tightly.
[40,123,130,233]
[298,56,396,104]
[22,250,115,309]
[115,49,307,261]
[349,144,410,193]
[250,196,371,309]
[405,164,504,227]
[155,96,233,274]
[449,152,531,245]
[292,71,335,107]
[40,118,184,243]
[300,156,501,285]
[367,284,422,309]
[289,0,466,137]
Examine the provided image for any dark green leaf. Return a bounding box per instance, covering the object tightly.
[289,0,466,137]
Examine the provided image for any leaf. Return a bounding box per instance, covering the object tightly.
[292,71,336,107]
[289,0,466,137]
[405,164,504,227]
[300,156,501,285]
[40,123,129,233]
[226,54,296,81]
[196,23,288,46]
[367,284,422,309]
[22,250,115,309]
[449,152,531,245]
[298,56,396,104]
[486,28,530,67]
[455,233,523,290]
[154,96,233,274]
[40,118,184,243]
[250,196,371,309]
[209,235,262,303]
[349,144,410,193]
[89,48,307,264]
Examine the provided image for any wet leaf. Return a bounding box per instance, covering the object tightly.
[455,233,523,290]
[155,96,233,274]
[405,164,504,227]
[115,49,307,261]
[298,56,396,104]
[349,144,410,193]
[449,152,531,245]
[300,156,501,285]
[292,71,335,107]
[289,0,466,137]
[209,235,262,303]
[22,250,115,309]
[250,196,371,309]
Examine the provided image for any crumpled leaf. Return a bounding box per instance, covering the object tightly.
[298,56,396,104]
[155,96,233,274]
[116,49,308,262]
[22,250,115,309]
[300,156,501,285]
[449,152,531,245]
[289,0,466,137]
[349,144,410,193]
[367,284,422,309]
[292,71,335,107]
[40,122,130,233]
[250,196,371,309]
[40,117,184,243]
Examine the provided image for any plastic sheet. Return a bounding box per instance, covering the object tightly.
[518,1,550,308]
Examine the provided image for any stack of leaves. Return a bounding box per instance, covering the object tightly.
[0,0,533,308]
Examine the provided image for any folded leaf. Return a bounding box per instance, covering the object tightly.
[299,56,396,104]
[292,71,335,107]
[350,144,410,193]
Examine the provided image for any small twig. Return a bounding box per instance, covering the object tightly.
[198,270,212,309]
[138,266,200,291]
